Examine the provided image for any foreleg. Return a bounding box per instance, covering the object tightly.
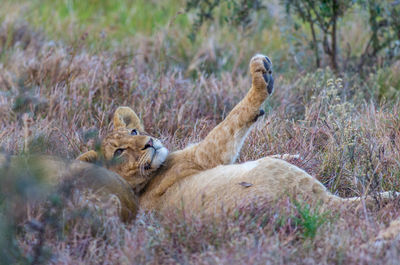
[189,54,274,169]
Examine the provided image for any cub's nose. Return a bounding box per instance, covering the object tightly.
[142,138,154,150]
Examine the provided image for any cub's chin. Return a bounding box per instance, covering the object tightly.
[150,146,169,170]
[147,138,168,171]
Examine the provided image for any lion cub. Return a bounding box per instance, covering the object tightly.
[79,55,397,216]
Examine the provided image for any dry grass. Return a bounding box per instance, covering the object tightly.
[1,14,400,264]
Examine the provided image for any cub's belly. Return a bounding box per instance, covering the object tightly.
[159,157,329,215]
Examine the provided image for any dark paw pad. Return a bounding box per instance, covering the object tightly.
[253,109,265,121]
[262,59,274,94]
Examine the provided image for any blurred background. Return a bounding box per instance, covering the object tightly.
[2,0,400,78]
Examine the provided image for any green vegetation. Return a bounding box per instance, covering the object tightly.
[1,0,400,264]
[2,0,189,47]
[293,201,329,239]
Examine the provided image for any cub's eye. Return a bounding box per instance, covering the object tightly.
[113,148,125,157]
[130,129,138,135]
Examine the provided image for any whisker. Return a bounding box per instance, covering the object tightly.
[138,152,151,177]
[138,153,146,176]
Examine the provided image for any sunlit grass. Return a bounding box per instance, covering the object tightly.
[2,0,189,49]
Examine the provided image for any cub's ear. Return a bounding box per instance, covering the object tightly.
[77,150,99,163]
[113,106,144,131]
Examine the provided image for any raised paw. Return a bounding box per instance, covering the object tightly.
[249,54,274,94]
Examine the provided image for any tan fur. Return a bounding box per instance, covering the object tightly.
[367,218,400,246]
[78,54,398,216]
[377,219,400,241]
[113,106,144,131]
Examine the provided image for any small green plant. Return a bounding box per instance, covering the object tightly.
[293,200,329,239]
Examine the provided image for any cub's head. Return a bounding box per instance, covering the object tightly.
[77,107,169,191]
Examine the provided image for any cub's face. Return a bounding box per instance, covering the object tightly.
[77,106,169,191]
[102,128,169,188]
